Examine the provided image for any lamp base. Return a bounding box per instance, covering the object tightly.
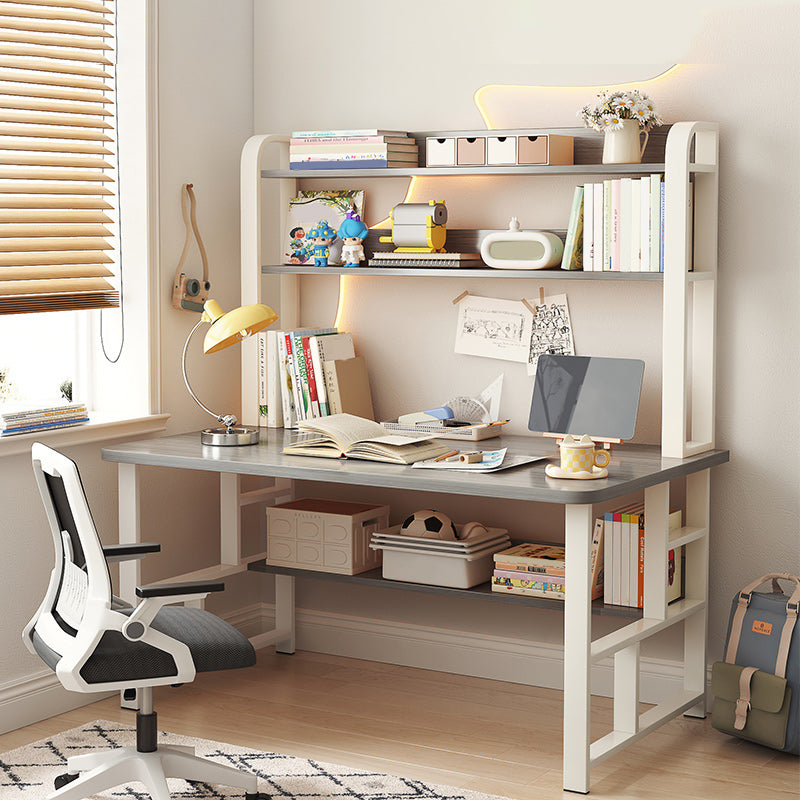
[201,427,260,446]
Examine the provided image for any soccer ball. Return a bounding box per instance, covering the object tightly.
[400,509,458,540]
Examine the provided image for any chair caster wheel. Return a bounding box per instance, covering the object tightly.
[245,793,270,799]
[54,772,79,790]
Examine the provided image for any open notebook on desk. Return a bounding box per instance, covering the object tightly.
[282,413,452,465]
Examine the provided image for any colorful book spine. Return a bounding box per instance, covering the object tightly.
[289,159,416,171]
[1,417,89,436]
[491,577,566,598]
[291,129,408,138]
[493,561,565,576]
[493,570,566,585]
[301,336,321,418]
[289,135,413,146]
[257,332,267,421]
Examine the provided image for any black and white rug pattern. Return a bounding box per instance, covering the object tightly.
[0,721,509,800]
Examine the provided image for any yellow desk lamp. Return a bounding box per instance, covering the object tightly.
[182,299,278,446]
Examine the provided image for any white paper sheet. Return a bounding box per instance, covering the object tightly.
[525,293,575,375]
[454,295,533,363]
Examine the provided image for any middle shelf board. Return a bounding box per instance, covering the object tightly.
[262,163,668,179]
[262,264,665,279]
[249,561,644,620]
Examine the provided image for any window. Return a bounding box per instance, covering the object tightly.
[0,1,157,426]
[0,0,118,315]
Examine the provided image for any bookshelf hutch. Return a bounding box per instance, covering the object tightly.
[109,122,726,792]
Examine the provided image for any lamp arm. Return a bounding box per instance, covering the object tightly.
[181,320,238,429]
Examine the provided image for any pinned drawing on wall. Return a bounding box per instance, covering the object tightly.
[454,295,533,363]
[525,292,575,375]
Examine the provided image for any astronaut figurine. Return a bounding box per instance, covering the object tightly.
[337,211,369,267]
[306,220,337,267]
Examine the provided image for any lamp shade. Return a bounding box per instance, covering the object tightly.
[202,300,278,354]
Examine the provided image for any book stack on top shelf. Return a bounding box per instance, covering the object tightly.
[0,402,88,437]
[289,129,419,170]
[491,524,604,600]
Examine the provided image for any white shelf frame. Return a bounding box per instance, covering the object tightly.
[237,125,720,793]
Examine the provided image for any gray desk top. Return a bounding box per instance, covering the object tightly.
[102,431,729,505]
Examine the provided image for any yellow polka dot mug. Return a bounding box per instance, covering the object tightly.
[559,434,611,474]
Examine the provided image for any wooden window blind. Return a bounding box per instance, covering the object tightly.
[0,0,117,314]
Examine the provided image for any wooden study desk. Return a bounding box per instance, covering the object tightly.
[102,431,728,794]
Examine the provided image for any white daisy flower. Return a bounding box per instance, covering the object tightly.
[602,113,624,131]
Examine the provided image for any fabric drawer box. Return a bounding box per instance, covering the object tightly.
[517,134,574,165]
[456,137,486,166]
[266,498,389,575]
[425,137,456,166]
[486,135,517,165]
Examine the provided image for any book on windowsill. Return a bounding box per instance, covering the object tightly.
[282,413,452,465]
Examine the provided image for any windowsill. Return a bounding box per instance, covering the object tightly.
[0,413,170,457]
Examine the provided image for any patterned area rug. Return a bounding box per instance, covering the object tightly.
[0,720,510,799]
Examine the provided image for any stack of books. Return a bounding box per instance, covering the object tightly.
[491,526,604,600]
[603,505,684,608]
[289,129,419,170]
[0,402,89,436]
[259,329,374,428]
[577,174,689,272]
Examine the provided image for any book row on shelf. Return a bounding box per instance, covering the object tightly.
[490,511,685,607]
[603,505,684,609]
[289,129,418,170]
[258,328,374,429]
[560,174,688,273]
[0,402,88,437]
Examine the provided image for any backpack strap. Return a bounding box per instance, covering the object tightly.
[734,666,759,730]
[725,573,800,679]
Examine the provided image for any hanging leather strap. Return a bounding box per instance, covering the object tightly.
[725,573,800,678]
[734,666,759,730]
[173,183,210,287]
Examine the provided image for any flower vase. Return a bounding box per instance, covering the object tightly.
[602,120,649,164]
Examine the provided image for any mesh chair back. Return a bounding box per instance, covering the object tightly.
[27,443,112,658]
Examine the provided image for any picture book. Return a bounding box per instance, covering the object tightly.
[310,333,355,416]
[493,542,565,566]
[283,413,452,465]
[560,186,584,271]
[284,190,364,266]
[491,576,566,598]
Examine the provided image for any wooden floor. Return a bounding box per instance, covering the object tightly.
[1,649,797,799]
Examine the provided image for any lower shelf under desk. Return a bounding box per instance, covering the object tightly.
[248,560,643,620]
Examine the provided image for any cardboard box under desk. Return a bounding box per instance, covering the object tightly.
[266,498,389,575]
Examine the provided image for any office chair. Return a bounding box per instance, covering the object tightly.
[23,443,267,799]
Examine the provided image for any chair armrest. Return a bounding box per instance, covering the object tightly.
[102,542,161,562]
[136,580,225,598]
[121,581,225,642]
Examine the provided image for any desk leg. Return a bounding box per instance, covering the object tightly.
[118,462,141,710]
[118,462,141,605]
[275,574,296,654]
[563,503,593,794]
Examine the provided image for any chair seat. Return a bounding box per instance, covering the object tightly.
[32,606,256,685]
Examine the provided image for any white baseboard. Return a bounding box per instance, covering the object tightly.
[236,603,706,706]
[0,670,111,736]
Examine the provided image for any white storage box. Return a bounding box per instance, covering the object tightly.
[371,525,510,588]
[266,498,389,575]
[425,136,456,166]
[487,135,517,165]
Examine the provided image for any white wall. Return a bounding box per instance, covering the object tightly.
[253,0,800,667]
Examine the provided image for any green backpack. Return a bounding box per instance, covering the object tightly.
[712,573,799,754]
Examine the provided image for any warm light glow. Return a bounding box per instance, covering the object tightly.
[369,176,420,229]
[473,64,682,129]
[334,275,347,330]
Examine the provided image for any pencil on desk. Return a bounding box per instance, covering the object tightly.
[434,449,459,462]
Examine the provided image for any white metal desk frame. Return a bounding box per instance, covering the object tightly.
[111,440,716,795]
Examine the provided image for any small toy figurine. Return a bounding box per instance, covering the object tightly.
[337,211,369,267]
[306,220,337,267]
